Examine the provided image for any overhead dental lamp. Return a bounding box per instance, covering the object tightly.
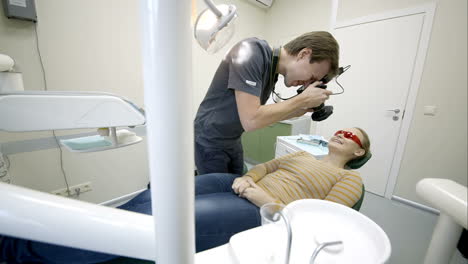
[194,0,237,53]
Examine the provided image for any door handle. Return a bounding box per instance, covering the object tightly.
[386,109,401,121]
[386,109,401,114]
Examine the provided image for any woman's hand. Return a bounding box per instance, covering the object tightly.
[232,176,254,194]
[240,181,276,207]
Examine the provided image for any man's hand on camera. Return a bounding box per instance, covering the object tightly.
[298,81,333,109]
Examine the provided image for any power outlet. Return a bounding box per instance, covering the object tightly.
[0,153,11,183]
[52,182,92,197]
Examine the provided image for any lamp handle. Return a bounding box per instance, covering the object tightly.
[204,0,222,17]
[216,5,237,30]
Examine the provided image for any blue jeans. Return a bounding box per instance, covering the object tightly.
[195,173,261,252]
[195,141,244,175]
[0,173,261,263]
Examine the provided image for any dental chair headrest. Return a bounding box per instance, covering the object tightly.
[346,152,372,170]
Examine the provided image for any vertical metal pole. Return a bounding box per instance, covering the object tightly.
[139,1,195,263]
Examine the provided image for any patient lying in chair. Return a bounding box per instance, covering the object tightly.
[1,127,370,264]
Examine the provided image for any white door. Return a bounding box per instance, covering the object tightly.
[317,13,426,196]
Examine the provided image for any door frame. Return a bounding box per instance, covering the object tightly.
[326,3,437,199]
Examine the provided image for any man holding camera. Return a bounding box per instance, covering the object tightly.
[194,31,339,174]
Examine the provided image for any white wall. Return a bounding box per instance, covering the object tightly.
[263,0,467,205]
[263,0,333,132]
[263,4,466,263]
[336,0,467,204]
[0,0,150,203]
[0,0,268,203]
[192,0,268,117]
[264,0,332,40]
[1,0,465,207]
[0,3,49,146]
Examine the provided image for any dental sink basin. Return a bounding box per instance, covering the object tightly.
[416,178,467,264]
[229,199,391,264]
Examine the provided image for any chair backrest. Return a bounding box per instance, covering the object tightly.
[346,153,370,211]
[351,184,365,211]
[100,257,153,264]
[242,162,249,174]
[346,152,372,169]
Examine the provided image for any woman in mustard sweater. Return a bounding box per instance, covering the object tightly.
[195,126,369,252]
[232,127,370,208]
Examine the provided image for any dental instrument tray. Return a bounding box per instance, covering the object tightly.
[296,134,328,147]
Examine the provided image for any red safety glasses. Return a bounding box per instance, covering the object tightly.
[334,130,363,148]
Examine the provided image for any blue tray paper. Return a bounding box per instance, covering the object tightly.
[61,135,112,151]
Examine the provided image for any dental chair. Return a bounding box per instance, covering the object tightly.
[101,257,153,264]
[107,163,249,263]
[102,153,372,264]
[352,184,366,211]
[0,153,372,264]
[347,152,372,211]
[102,154,372,264]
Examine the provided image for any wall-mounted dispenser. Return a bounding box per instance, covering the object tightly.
[0,54,24,92]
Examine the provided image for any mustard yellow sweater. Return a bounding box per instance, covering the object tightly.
[245,151,363,207]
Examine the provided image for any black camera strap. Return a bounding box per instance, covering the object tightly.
[260,46,280,105]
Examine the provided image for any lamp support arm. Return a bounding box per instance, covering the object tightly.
[204,0,222,17]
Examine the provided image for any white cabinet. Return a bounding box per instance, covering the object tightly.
[242,116,311,164]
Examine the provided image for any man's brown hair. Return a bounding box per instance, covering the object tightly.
[284,31,340,77]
